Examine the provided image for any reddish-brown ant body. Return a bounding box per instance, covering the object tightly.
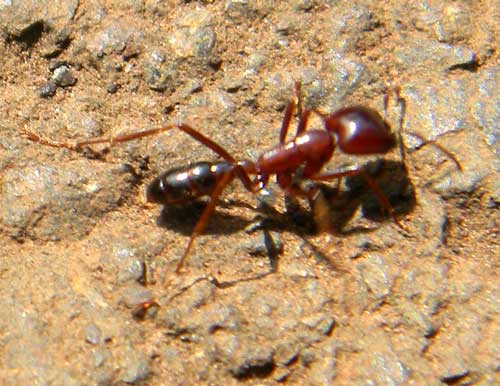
[21,83,460,273]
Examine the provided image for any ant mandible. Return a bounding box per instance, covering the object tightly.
[21,82,460,273]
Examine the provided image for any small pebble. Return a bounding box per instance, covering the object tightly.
[84,324,102,345]
[52,65,77,87]
[39,81,57,98]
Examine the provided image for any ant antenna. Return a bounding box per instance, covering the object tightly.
[406,131,463,171]
[383,86,407,167]
[384,88,462,172]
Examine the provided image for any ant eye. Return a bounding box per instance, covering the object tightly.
[325,107,394,154]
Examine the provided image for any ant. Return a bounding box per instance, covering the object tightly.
[21,82,461,273]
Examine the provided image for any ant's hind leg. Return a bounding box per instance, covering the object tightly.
[174,171,234,274]
[20,126,179,152]
[20,129,80,151]
[80,123,241,165]
[23,123,242,165]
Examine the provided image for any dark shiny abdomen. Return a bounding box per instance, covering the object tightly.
[146,161,233,205]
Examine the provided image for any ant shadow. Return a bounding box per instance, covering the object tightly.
[155,159,416,239]
[156,199,253,236]
[326,159,416,232]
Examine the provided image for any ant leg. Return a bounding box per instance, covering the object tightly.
[175,170,234,273]
[80,124,240,163]
[383,86,403,121]
[383,86,401,121]
[279,100,296,144]
[278,80,302,144]
[20,126,180,151]
[276,172,332,232]
[233,162,263,193]
[311,168,403,229]
[171,124,238,163]
[277,82,316,143]
[394,90,407,168]
[20,129,81,151]
[295,109,313,138]
[292,81,314,139]
[385,88,462,171]
[23,123,241,164]
[276,172,312,198]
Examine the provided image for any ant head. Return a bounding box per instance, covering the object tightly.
[323,106,396,155]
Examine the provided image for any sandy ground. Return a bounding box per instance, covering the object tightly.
[0,1,498,385]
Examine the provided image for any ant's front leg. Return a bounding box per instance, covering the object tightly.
[311,168,404,229]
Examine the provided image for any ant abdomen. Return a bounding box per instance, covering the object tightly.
[322,106,395,155]
[146,161,233,205]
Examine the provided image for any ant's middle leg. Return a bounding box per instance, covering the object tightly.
[277,172,319,212]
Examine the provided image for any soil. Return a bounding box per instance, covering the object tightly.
[0,1,498,385]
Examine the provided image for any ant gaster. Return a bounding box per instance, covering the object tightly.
[21,83,460,273]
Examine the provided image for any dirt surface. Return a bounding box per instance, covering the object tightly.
[0,1,499,385]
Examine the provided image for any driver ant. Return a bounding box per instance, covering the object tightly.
[21,82,461,273]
